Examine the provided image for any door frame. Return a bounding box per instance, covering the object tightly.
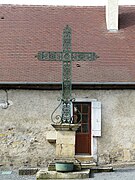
[72,98,98,162]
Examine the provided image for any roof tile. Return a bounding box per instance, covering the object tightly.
[0,5,135,83]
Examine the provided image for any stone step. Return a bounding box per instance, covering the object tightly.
[81,162,97,169]
[75,155,94,163]
[90,166,113,173]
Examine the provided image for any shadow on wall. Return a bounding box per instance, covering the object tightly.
[119,12,135,29]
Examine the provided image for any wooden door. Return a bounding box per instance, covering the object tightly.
[73,102,91,155]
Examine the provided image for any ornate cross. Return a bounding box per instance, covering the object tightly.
[36,25,99,123]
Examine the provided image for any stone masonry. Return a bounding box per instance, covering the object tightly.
[1,89,135,169]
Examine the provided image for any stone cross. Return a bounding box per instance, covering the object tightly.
[36,25,99,123]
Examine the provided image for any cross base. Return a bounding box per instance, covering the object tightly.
[52,123,80,159]
[36,168,90,179]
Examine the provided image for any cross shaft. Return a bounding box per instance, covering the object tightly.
[36,25,99,123]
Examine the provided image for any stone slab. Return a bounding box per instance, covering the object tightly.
[36,169,90,179]
[19,168,39,175]
[90,166,113,173]
[52,124,81,131]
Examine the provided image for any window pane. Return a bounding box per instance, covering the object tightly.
[82,104,88,113]
[73,114,81,123]
[74,104,81,112]
[76,126,81,133]
[82,114,88,123]
[74,104,82,123]
[82,124,88,133]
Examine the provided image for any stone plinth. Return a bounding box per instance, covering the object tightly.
[47,123,81,172]
[52,123,80,159]
[52,123,80,131]
[56,130,75,158]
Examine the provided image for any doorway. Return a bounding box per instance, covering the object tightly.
[73,102,91,155]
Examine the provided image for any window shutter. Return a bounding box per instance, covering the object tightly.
[91,101,101,137]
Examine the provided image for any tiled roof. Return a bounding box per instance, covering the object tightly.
[0,5,135,83]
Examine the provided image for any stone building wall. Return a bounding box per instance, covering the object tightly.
[73,90,135,165]
[0,89,135,169]
[0,90,60,169]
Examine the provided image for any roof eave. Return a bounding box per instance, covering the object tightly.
[0,82,135,90]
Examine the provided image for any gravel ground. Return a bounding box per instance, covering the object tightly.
[90,166,135,180]
[1,167,135,180]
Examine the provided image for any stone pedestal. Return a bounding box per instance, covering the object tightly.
[36,123,83,179]
[48,123,81,171]
[52,123,80,159]
[56,130,75,158]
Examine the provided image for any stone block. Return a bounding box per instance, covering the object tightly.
[123,149,131,161]
[19,168,39,175]
[56,130,76,159]
[56,144,75,158]
[46,131,56,143]
[56,131,75,144]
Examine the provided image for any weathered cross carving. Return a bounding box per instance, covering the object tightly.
[36,25,99,123]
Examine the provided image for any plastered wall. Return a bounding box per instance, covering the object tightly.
[0,89,135,168]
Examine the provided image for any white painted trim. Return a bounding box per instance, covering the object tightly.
[92,137,98,162]
[71,102,73,123]
[74,98,97,102]
[72,98,98,163]
[91,101,101,137]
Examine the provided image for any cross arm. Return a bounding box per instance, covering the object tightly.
[71,52,99,61]
[36,51,63,61]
